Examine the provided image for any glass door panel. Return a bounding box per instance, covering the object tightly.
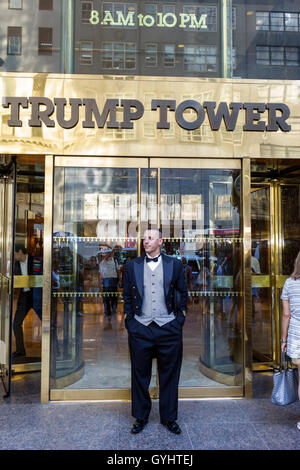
[157,166,243,388]
[49,157,244,397]
[0,173,14,396]
[280,185,300,274]
[12,165,44,371]
[278,184,300,363]
[251,187,274,367]
[250,183,300,369]
[51,165,141,390]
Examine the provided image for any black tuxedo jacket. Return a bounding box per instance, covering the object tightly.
[14,254,43,277]
[123,253,188,327]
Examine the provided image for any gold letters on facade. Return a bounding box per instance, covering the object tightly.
[1,97,292,132]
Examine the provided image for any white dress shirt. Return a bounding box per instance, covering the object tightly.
[145,253,161,271]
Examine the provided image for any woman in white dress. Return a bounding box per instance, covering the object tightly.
[281,251,300,428]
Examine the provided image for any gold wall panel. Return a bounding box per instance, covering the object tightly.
[0,73,300,159]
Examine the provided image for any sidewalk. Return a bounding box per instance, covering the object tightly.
[0,371,300,450]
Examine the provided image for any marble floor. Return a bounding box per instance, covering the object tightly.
[1,370,300,450]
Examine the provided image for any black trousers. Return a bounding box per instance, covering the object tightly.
[128,318,183,424]
[102,278,118,316]
[13,290,42,355]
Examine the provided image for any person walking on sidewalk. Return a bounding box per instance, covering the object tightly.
[281,251,300,430]
[123,227,188,435]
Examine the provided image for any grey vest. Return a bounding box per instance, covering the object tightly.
[135,259,175,326]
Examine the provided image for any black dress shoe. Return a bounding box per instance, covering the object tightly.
[163,421,181,435]
[131,419,147,434]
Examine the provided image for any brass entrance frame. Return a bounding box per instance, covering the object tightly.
[250,181,295,371]
[41,155,251,403]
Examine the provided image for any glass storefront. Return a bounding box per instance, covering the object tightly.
[48,157,243,398]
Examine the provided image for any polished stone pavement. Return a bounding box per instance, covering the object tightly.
[1,372,300,450]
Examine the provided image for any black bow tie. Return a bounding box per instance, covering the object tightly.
[146,255,160,263]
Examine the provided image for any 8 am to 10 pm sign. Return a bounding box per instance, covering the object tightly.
[89,9,210,30]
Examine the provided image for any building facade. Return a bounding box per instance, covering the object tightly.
[0,0,300,403]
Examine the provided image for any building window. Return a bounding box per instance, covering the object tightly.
[162,4,176,26]
[145,4,157,16]
[7,27,22,55]
[232,7,236,30]
[164,44,175,67]
[256,11,300,32]
[285,13,299,32]
[102,42,136,70]
[102,2,136,28]
[270,46,284,66]
[81,0,93,24]
[256,46,299,66]
[256,46,269,65]
[270,12,284,31]
[38,28,53,56]
[285,47,299,66]
[79,41,93,65]
[256,12,269,30]
[184,45,217,72]
[8,0,22,9]
[182,6,217,32]
[228,47,236,71]
[39,0,53,10]
[145,44,157,67]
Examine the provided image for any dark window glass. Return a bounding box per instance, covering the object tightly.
[39,0,53,10]
[102,2,136,28]
[285,47,299,66]
[81,0,93,24]
[182,5,217,32]
[270,12,284,31]
[38,28,53,55]
[8,0,22,9]
[7,27,22,55]
[102,42,136,70]
[145,44,157,67]
[79,41,93,65]
[256,12,269,30]
[256,46,270,65]
[256,46,299,67]
[184,45,217,72]
[164,44,175,67]
[145,3,157,16]
[256,11,300,32]
[285,12,299,31]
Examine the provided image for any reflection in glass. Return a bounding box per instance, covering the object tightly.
[251,187,273,364]
[158,168,242,387]
[281,185,300,275]
[51,167,138,389]
[12,167,44,366]
[0,176,14,391]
